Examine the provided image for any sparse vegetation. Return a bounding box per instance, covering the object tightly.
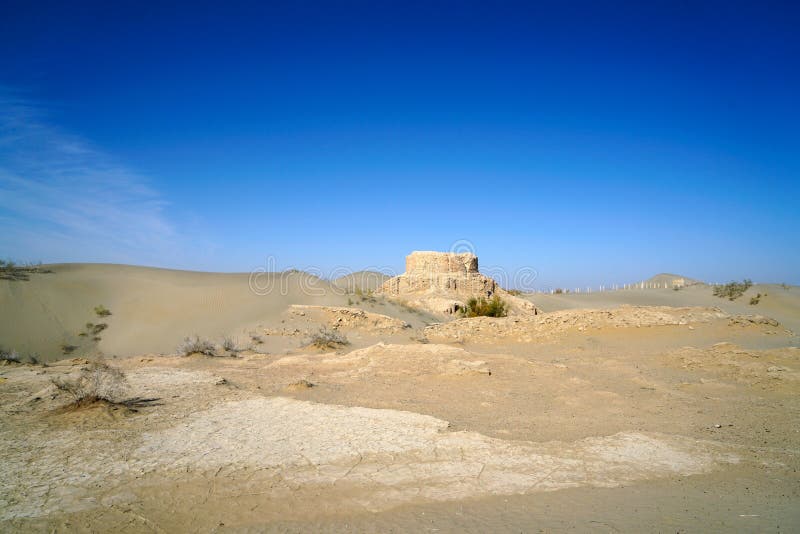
[92,323,108,334]
[51,361,128,405]
[506,289,523,296]
[0,347,21,363]
[554,288,564,294]
[354,287,376,303]
[0,347,42,365]
[51,361,159,409]
[0,260,52,281]
[308,327,349,349]
[712,279,753,301]
[461,295,508,318]
[178,336,217,356]
[221,335,240,354]
[94,305,112,317]
[60,343,78,355]
[750,293,762,305]
[781,283,790,291]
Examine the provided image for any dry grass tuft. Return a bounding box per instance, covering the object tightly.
[308,327,349,349]
[178,336,217,356]
[51,361,128,405]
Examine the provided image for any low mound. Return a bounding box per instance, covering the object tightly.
[268,342,493,378]
[425,306,740,343]
[287,305,411,334]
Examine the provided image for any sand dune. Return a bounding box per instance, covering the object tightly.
[0,264,440,361]
[331,270,391,292]
[0,264,345,360]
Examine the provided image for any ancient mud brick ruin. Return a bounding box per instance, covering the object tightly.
[405,251,479,276]
[378,251,498,299]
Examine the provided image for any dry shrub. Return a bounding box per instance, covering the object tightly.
[0,347,20,363]
[178,335,217,356]
[51,361,128,405]
[308,327,349,349]
[221,335,239,353]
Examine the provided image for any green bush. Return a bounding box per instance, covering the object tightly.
[712,279,752,301]
[0,260,52,281]
[461,295,508,318]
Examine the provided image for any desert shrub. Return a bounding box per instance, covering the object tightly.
[749,293,762,305]
[781,283,790,291]
[250,334,263,344]
[461,295,508,318]
[221,335,240,354]
[554,288,564,294]
[308,327,349,349]
[91,323,108,335]
[94,305,112,317]
[354,287,376,303]
[178,335,217,356]
[712,279,752,301]
[51,361,128,404]
[506,288,523,296]
[0,347,21,363]
[60,343,78,355]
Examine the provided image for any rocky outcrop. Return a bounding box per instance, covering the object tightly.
[376,251,536,317]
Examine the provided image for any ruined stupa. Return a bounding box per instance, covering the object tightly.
[376,251,537,317]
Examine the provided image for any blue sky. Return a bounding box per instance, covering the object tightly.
[1,1,798,288]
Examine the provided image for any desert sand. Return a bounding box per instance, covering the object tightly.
[1,257,799,532]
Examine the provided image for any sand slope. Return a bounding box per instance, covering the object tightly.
[331,270,392,292]
[0,264,352,360]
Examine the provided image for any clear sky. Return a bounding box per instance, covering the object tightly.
[1,1,798,288]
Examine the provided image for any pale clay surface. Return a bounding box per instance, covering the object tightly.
[1,390,737,520]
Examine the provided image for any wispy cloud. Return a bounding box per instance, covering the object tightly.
[0,91,178,265]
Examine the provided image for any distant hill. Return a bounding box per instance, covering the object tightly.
[643,273,704,288]
[331,271,391,292]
